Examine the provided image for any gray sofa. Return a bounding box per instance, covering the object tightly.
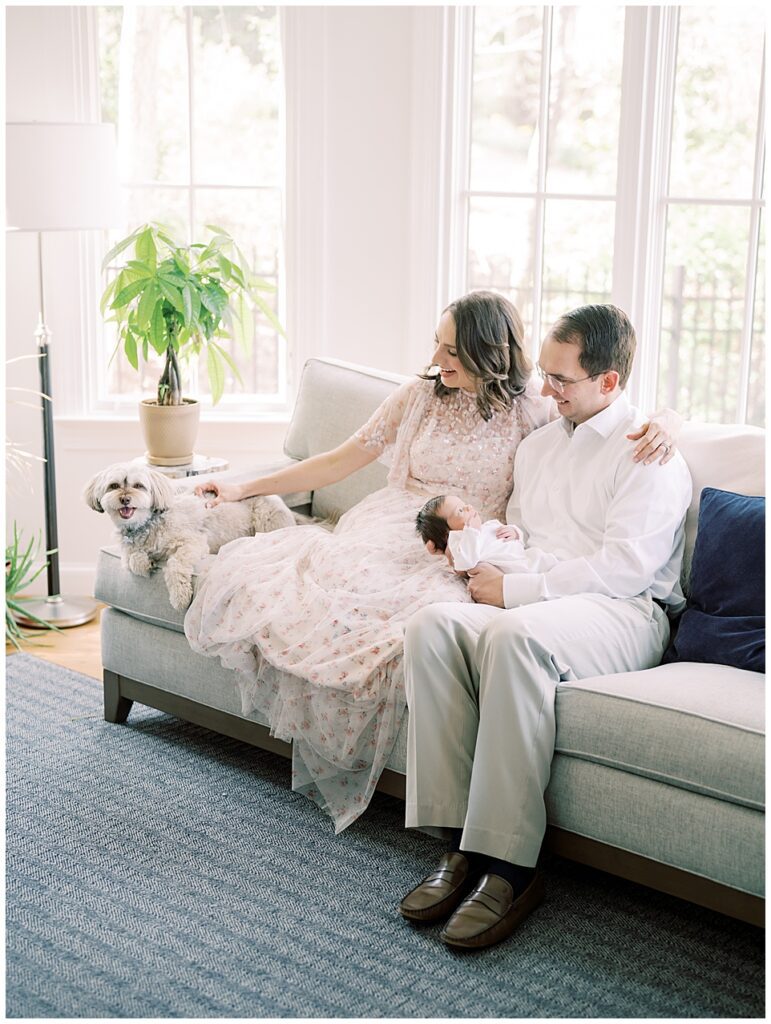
[95,357,765,926]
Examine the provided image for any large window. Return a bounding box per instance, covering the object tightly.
[460,6,765,425]
[95,6,286,413]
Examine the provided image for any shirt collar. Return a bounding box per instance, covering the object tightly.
[559,392,631,439]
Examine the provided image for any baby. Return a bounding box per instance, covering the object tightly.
[415,494,527,573]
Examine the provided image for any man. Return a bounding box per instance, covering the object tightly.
[399,304,692,950]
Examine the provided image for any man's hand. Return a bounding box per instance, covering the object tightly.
[466,563,505,607]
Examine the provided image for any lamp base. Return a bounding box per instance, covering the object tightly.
[13,595,100,629]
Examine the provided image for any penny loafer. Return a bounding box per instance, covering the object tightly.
[398,852,476,923]
[440,871,544,949]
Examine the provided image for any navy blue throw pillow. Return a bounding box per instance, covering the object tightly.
[663,488,765,673]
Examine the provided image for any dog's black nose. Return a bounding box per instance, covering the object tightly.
[120,495,131,506]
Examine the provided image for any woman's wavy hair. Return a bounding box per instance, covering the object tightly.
[422,291,532,420]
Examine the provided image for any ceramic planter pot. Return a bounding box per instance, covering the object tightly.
[139,398,200,466]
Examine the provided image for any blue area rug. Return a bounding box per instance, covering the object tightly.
[5,653,764,1018]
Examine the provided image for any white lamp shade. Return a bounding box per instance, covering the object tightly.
[6,122,124,231]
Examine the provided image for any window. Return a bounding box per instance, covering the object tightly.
[457,6,765,424]
[95,5,286,414]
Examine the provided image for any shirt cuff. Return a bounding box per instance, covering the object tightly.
[503,572,546,609]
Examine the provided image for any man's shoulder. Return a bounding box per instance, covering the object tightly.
[518,417,563,455]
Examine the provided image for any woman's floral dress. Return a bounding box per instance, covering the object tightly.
[184,376,551,830]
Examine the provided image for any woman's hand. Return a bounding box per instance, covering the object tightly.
[627,421,676,465]
[194,479,243,507]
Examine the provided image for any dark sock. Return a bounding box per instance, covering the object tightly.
[447,831,486,875]
[485,856,535,896]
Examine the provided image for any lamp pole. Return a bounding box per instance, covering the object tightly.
[13,233,98,628]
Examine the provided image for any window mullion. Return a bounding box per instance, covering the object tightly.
[445,5,474,304]
[736,43,766,423]
[628,7,679,411]
[529,7,552,359]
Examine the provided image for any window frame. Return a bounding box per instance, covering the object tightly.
[75,5,290,421]
[445,5,765,422]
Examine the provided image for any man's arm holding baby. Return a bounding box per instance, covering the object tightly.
[470,453,692,609]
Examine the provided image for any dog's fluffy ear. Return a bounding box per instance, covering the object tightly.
[148,469,176,512]
[83,470,107,513]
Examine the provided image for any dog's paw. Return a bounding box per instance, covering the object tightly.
[127,552,153,576]
[167,576,193,610]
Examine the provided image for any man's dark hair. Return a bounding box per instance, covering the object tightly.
[550,304,636,389]
[415,495,450,551]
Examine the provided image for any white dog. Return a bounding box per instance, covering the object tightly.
[84,462,296,610]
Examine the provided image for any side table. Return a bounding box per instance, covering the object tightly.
[131,454,229,479]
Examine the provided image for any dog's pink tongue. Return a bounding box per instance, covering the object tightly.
[119,507,135,519]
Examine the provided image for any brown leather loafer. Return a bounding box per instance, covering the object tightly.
[440,871,544,949]
[398,852,477,923]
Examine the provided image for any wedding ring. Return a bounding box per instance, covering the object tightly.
[660,442,671,454]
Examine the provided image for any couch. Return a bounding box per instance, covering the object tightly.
[94,357,765,926]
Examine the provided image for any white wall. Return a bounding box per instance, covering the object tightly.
[5,5,448,594]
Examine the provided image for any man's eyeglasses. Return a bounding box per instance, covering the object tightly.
[536,364,610,396]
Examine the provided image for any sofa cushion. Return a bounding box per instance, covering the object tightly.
[94,545,204,632]
[554,662,765,811]
[677,422,765,583]
[664,489,765,673]
[283,357,403,520]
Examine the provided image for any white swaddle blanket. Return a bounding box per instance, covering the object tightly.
[447,519,528,573]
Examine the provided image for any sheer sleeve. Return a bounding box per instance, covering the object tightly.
[352,378,422,465]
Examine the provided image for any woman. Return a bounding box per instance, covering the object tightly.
[185,292,673,830]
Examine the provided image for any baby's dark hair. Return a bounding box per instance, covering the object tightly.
[415,495,450,551]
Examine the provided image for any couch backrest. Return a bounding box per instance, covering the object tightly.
[285,360,766,580]
[284,357,405,519]
[677,421,765,584]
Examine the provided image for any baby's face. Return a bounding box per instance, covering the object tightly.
[440,496,481,531]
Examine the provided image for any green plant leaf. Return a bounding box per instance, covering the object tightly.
[135,227,157,267]
[101,226,144,271]
[206,344,225,405]
[251,275,277,293]
[100,274,121,316]
[204,223,231,236]
[124,332,139,370]
[253,292,286,337]
[232,290,255,355]
[181,282,194,323]
[217,254,234,281]
[112,277,152,309]
[158,278,185,314]
[210,339,244,385]
[136,280,160,331]
[150,302,167,354]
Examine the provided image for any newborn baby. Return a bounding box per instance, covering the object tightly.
[415,494,527,572]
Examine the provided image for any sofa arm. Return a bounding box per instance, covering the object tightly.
[172,456,312,511]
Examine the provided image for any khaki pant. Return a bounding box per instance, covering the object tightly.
[403,593,670,867]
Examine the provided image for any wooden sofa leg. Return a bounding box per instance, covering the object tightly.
[104,669,133,723]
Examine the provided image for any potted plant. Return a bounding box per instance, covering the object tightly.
[5,526,58,649]
[100,223,282,465]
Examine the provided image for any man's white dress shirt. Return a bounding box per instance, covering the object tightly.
[503,393,692,610]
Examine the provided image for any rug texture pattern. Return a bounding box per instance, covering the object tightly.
[5,654,765,1018]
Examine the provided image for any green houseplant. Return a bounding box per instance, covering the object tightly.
[6,526,56,649]
[100,223,282,464]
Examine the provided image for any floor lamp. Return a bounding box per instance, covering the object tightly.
[6,122,124,627]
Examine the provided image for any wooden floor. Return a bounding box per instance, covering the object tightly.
[6,607,104,681]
